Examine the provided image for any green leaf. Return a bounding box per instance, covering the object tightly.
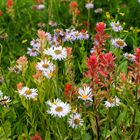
[82,133,92,140]
[117,60,128,74]
[0,121,11,140]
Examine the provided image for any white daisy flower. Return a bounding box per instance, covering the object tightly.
[78,86,93,101]
[68,113,84,128]
[47,98,71,117]
[36,59,55,72]
[85,3,94,10]
[27,48,39,57]
[110,21,123,32]
[0,96,11,106]
[124,53,135,62]
[43,70,54,79]
[44,46,67,61]
[18,86,38,99]
[0,90,11,106]
[104,96,120,108]
[94,8,103,14]
[111,38,127,49]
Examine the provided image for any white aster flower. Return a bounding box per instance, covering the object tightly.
[124,53,135,62]
[49,20,57,27]
[18,86,38,99]
[111,38,127,49]
[68,113,84,128]
[77,31,89,40]
[30,39,40,49]
[8,65,22,74]
[36,59,55,72]
[44,46,67,61]
[35,4,45,10]
[54,29,65,36]
[85,2,94,10]
[0,90,11,106]
[47,98,71,117]
[45,32,52,42]
[138,0,140,3]
[0,96,11,106]
[27,48,39,57]
[42,70,55,79]
[110,21,123,32]
[78,86,93,101]
[94,8,103,14]
[104,96,120,108]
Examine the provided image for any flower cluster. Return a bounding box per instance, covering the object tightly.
[18,86,38,99]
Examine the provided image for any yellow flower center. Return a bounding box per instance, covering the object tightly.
[54,49,62,55]
[82,94,88,99]
[116,40,124,47]
[32,48,36,52]
[115,23,119,27]
[74,118,80,125]
[42,64,49,68]
[25,89,32,95]
[55,106,63,112]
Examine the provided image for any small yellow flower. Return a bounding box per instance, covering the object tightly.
[22,39,28,44]
[72,107,77,113]
[136,29,140,33]
[33,97,38,102]
[130,27,134,30]
[123,30,128,33]
[117,8,120,13]
[106,12,110,19]
[48,72,53,77]
[119,12,125,16]
[123,22,126,26]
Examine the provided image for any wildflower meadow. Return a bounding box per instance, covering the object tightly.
[0,0,140,139]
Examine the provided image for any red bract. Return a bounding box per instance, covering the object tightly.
[132,48,140,85]
[134,48,140,63]
[31,134,42,140]
[99,53,114,68]
[0,11,3,16]
[6,0,14,8]
[76,9,80,15]
[98,53,115,78]
[69,1,78,8]
[95,22,106,34]
[64,84,72,95]
[84,54,98,81]
[34,0,44,4]
[91,22,109,56]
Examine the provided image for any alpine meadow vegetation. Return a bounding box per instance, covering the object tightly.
[0,0,140,139]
